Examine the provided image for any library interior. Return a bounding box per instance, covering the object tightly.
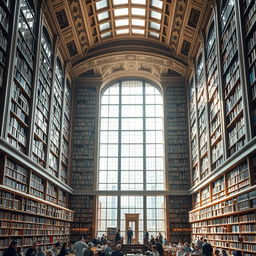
[0,0,256,256]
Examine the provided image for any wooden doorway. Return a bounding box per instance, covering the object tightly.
[125,213,139,244]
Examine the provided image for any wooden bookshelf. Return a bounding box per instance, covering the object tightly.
[242,0,256,137]
[0,186,73,252]
[0,0,12,135]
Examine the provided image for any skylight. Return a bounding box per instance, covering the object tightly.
[151,0,163,9]
[149,31,159,38]
[113,0,128,5]
[150,10,162,20]
[93,0,168,42]
[99,22,110,31]
[131,8,146,16]
[101,31,112,38]
[132,29,144,34]
[116,29,129,34]
[132,19,145,27]
[131,0,146,5]
[114,8,129,16]
[98,11,109,21]
[115,19,129,27]
[150,21,160,30]
[96,0,108,10]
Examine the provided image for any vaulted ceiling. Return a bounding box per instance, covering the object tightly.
[44,0,210,78]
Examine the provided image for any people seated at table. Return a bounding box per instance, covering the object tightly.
[83,243,94,256]
[74,237,88,256]
[110,244,123,256]
[151,245,160,256]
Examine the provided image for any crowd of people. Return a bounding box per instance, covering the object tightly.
[2,236,244,256]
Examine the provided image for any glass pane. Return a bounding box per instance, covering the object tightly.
[96,0,108,10]
[132,19,145,27]
[115,19,129,27]
[98,11,109,21]
[114,8,129,16]
[132,8,146,16]
[150,10,162,20]
[116,29,129,35]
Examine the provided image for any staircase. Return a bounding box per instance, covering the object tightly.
[121,244,150,255]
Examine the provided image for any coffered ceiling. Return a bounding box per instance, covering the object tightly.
[44,0,210,77]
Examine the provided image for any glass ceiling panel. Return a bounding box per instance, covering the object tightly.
[96,0,108,10]
[132,19,145,27]
[113,0,128,5]
[93,0,168,42]
[150,21,160,30]
[98,11,109,21]
[116,29,129,35]
[132,29,144,34]
[149,31,159,38]
[150,10,162,20]
[114,8,129,16]
[151,0,163,9]
[99,22,111,31]
[131,0,146,5]
[101,31,112,38]
[131,8,146,16]
[115,19,129,27]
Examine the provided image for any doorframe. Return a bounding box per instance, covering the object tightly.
[125,213,140,244]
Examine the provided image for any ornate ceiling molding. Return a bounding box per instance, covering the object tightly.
[73,52,188,78]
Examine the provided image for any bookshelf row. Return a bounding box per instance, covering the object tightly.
[165,86,189,191]
[191,155,256,210]
[0,0,72,184]
[189,0,256,189]
[190,187,256,255]
[0,0,12,135]
[2,154,68,208]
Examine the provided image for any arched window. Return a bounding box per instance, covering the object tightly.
[97,79,166,242]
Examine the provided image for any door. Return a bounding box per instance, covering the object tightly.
[125,213,139,244]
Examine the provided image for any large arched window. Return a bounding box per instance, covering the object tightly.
[97,79,166,242]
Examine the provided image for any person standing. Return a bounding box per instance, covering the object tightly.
[158,233,163,244]
[127,227,133,245]
[74,237,88,256]
[3,241,18,256]
[155,239,164,256]
[144,231,149,242]
[115,229,121,245]
[202,239,213,256]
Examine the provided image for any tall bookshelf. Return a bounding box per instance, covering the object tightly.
[220,0,246,157]
[0,154,73,254]
[70,86,97,240]
[0,0,13,134]
[206,20,224,171]
[7,0,36,154]
[242,0,256,137]
[0,1,73,253]
[165,85,190,191]
[190,159,256,255]
[188,1,256,255]
[189,77,200,186]
[164,82,191,242]
[32,26,53,167]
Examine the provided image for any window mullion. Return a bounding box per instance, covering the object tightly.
[143,81,146,191]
